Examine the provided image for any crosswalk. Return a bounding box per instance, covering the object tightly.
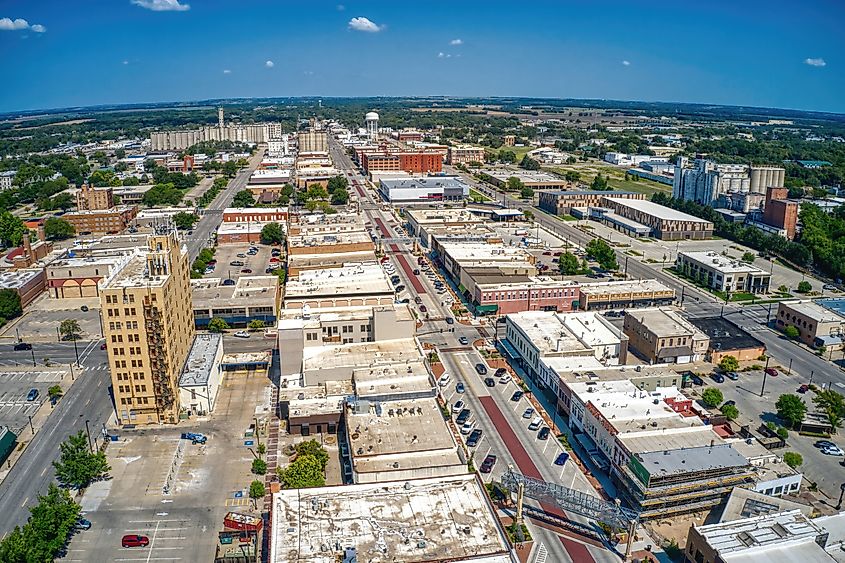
[0,370,67,382]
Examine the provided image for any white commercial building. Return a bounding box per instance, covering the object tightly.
[178,333,224,416]
[378,176,469,204]
[677,250,772,294]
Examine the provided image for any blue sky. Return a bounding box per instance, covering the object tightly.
[1,0,843,114]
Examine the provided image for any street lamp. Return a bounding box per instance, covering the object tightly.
[837,482,845,510]
[760,357,770,397]
[84,419,94,453]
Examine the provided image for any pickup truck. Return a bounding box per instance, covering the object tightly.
[181,432,207,444]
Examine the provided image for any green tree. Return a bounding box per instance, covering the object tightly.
[520,185,534,199]
[782,452,803,468]
[53,431,110,489]
[0,483,82,562]
[294,439,329,471]
[48,385,63,400]
[564,170,580,182]
[741,252,756,263]
[0,211,26,247]
[0,289,22,321]
[43,217,75,241]
[207,318,229,333]
[277,454,325,489]
[248,319,265,331]
[519,155,540,170]
[777,284,789,293]
[591,173,609,191]
[506,176,524,192]
[260,222,285,245]
[249,479,265,500]
[251,458,267,475]
[585,239,618,271]
[142,183,183,207]
[813,390,845,433]
[783,325,800,339]
[327,175,349,193]
[721,404,739,420]
[172,212,198,230]
[776,394,807,428]
[122,176,141,186]
[718,355,740,372]
[796,280,812,293]
[306,185,328,201]
[232,189,255,207]
[701,388,724,408]
[330,188,349,205]
[498,150,516,163]
[59,319,82,341]
[558,251,581,275]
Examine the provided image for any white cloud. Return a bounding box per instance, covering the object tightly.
[223,69,231,74]
[131,0,190,12]
[622,60,630,66]
[0,17,46,32]
[348,17,383,33]
[265,60,274,68]
[450,38,463,46]
[804,57,826,67]
[303,70,314,76]
[437,52,452,59]
[336,4,345,11]
[122,60,129,65]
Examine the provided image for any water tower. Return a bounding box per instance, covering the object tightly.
[365,111,379,141]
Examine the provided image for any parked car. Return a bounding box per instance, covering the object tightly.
[445,317,454,325]
[711,373,725,383]
[455,409,471,425]
[13,342,32,351]
[466,429,483,447]
[537,427,551,440]
[419,305,427,313]
[510,391,523,402]
[726,371,739,381]
[480,454,497,473]
[413,269,420,275]
[765,367,779,376]
[494,367,508,377]
[722,400,736,408]
[26,388,38,401]
[122,535,150,548]
[822,445,845,456]
[458,336,469,345]
[815,440,837,449]
[75,518,92,531]
[499,374,512,385]
[484,377,495,387]
[451,400,465,414]
[395,285,405,292]
[528,417,543,431]
[689,374,705,386]
[455,382,465,394]
[237,253,246,258]
[230,260,244,267]
[798,384,810,394]
[233,331,250,338]
[460,421,475,435]
[438,373,451,387]
[554,452,570,466]
[181,432,207,444]
[222,279,236,286]
[475,363,488,375]
[241,268,253,273]
[522,407,535,419]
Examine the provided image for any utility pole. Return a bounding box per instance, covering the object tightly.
[85,419,94,453]
[760,357,770,397]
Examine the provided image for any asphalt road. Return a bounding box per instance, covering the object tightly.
[186,150,265,261]
[0,342,112,538]
[329,138,618,563]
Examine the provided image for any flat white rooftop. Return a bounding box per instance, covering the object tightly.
[679,251,770,275]
[406,208,484,225]
[780,300,845,324]
[302,338,423,375]
[605,197,714,223]
[0,268,42,288]
[284,261,392,300]
[270,474,512,563]
[579,279,675,297]
[179,333,222,387]
[440,242,532,264]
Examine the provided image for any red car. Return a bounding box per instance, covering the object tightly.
[122,534,149,548]
[241,268,253,273]
[480,454,497,473]
[765,368,778,376]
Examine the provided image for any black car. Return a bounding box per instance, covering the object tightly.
[467,429,483,447]
[480,454,497,473]
[445,317,454,325]
[13,342,32,351]
[475,363,488,375]
[484,377,495,387]
[494,367,508,377]
[510,391,524,402]
[690,374,704,386]
[537,427,551,440]
[395,285,406,292]
[230,260,244,267]
[711,373,725,383]
[455,409,471,425]
[722,400,736,408]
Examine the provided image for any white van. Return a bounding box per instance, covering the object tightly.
[438,373,451,387]
[528,417,543,431]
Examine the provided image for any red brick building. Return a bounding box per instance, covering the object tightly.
[762,187,798,239]
[362,151,443,175]
[472,276,580,315]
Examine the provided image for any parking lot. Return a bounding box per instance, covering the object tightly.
[207,243,279,281]
[0,369,68,434]
[66,371,271,562]
[0,306,103,343]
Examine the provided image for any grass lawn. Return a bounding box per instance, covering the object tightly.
[548,160,672,197]
[469,188,491,202]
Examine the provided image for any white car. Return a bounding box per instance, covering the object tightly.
[499,374,512,385]
[822,446,845,456]
[233,330,250,338]
[451,400,465,414]
[460,421,475,435]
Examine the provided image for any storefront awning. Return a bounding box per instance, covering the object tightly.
[475,304,499,313]
[499,339,521,359]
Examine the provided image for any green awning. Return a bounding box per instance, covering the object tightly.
[500,339,521,359]
[475,304,499,313]
[458,284,467,294]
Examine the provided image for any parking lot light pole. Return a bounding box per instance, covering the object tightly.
[72,337,80,367]
[837,483,845,510]
[30,349,36,367]
[760,357,770,397]
[85,419,93,453]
